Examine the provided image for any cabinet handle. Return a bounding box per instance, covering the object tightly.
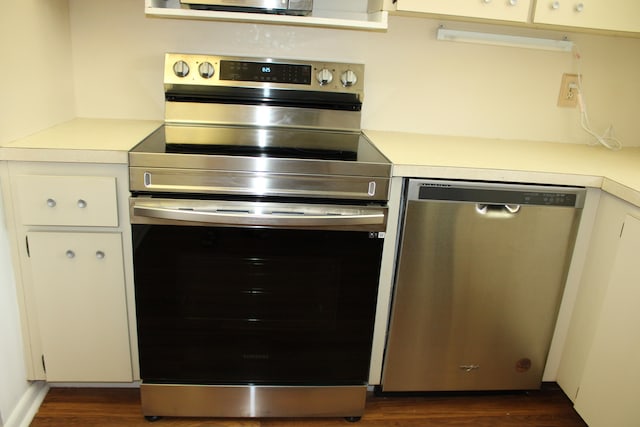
[46,198,57,208]
[508,0,518,5]
[483,0,492,3]
[65,250,75,259]
[77,199,87,208]
[95,250,105,260]
[551,1,560,9]
[575,2,584,12]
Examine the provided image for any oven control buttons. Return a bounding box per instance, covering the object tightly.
[198,62,215,79]
[173,60,190,78]
[340,70,358,87]
[316,68,334,86]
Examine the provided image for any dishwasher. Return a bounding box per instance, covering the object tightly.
[380,179,585,392]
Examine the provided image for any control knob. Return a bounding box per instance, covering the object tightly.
[340,70,358,87]
[198,62,215,79]
[316,68,333,86]
[173,60,190,78]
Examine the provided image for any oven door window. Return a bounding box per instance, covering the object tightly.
[133,225,383,386]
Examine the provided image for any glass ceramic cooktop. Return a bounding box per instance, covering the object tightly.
[131,125,388,164]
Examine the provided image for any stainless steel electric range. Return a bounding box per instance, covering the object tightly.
[128,53,391,421]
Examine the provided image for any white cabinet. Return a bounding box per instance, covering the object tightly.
[572,214,640,426]
[1,161,137,382]
[556,191,640,424]
[27,232,132,382]
[391,0,532,23]
[533,0,640,34]
[555,191,632,400]
[145,0,389,31]
[386,0,640,35]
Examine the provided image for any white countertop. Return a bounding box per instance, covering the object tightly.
[0,118,161,164]
[2,119,639,207]
[364,130,640,207]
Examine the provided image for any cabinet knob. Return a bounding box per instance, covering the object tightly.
[65,250,75,259]
[551,1,560,9]
[508,0,518,5]
[77,199,87,208]
[575,2,584,12]
[95,251,105,260]
[46,198,57,208]
[483,0,492,3]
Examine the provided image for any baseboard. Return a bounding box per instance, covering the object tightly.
[3,381,49,427]
[47,381,140,388]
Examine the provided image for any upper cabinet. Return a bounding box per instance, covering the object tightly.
[145,0,389,31]
[147,0,640,34]
[532,0,640,34]
[385,0,640,35]
[390,0,532,24]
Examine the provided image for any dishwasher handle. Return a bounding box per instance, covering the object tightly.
[475,203,521,216]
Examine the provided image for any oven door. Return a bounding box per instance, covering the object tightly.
[130,197,386,386]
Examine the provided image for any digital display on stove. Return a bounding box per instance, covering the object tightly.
[220,60,312,85]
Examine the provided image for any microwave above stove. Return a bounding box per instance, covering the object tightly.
[180,0,313,15]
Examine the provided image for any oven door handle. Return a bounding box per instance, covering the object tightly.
[132,204,387,230]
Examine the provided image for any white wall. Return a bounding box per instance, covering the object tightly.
[0,192,24,427]
[0,1,75,144]
[68,0,640,145]
[0,0,74,424]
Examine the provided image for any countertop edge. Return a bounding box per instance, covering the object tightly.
[391,164,604,189]
[2,122,639,208]
[601,178,640,208]
[0,118,162,164]
[0,147,130,165]
[366,130,640,208]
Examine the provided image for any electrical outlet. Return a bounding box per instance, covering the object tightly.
[558,73,580,108]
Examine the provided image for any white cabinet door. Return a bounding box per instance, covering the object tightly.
[533,0,640,33]
[28,231,133,382]
[573,214,640,426]
[555,191,633,401]
[394,0,532,23]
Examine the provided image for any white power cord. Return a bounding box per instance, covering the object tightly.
[573,48,623,151]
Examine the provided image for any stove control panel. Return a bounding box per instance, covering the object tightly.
[164,53,364,96]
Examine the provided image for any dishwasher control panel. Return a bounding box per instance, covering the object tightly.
[412,180,585,208]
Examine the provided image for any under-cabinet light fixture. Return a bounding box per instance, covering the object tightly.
[436,28,574,52]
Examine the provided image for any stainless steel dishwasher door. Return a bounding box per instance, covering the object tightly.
[381,179,585,392]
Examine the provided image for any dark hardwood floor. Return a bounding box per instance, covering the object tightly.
[30,383,587,426]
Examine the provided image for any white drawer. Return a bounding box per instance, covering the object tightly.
[15,175,118,227]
